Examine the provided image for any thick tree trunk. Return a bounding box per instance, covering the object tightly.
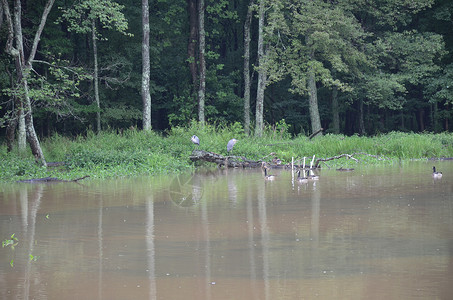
[306,37,322,137]
[3,0,52,166]
[307,67,321,136]
[331,87,339,134]
[197,0,206,124]
[24,80,46,166]
[255,0,266,137]
[142,0,151,130]
[187,0,198,90]
[18,105,26,151]
[92,19,101,133]
[243,0,254,136]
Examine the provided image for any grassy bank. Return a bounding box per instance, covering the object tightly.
[1,123,452,182]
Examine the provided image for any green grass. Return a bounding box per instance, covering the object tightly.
[1,123,452,182]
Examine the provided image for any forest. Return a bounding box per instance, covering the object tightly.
[0,0,452,164]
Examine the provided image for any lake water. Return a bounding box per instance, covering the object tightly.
[0,161,452,300]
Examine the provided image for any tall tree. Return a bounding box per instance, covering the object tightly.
[2,0,55,166]
[254,0,266,137]
[60,0,131,133]
[198,0,206,124]
[142,0,151,130]
[243,0,254,136]
[262,0,368,135]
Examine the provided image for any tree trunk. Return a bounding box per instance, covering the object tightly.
[307,69,321,136]
[358,98,365,135]
[24,80,46,166]
[18,105,26,151]
[187,0,198,90]
[255,0,266,137]
[306,36,322,137]
[418,108,425,132]
[243,0,254,136]
[142,0,151,130]
[331,87,339,134]
[13,0,27,153]
[432,102,438,132]
[6,116,18,152]
[92,19,101,133]
[197,0,206,125]
[3,0,52,166]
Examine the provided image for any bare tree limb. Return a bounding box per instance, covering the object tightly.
[27,0,55,64]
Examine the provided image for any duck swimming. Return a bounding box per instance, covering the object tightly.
[264,168,276,181]
[296,170,308,183]
[432,166,442,179]
[307,169,319,180]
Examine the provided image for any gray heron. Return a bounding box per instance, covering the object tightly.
[227,138,238,154]
[191,135,200,148]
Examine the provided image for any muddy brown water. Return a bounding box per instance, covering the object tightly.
[1,161,452,300]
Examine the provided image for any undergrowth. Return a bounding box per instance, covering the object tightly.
[1,122,452,182]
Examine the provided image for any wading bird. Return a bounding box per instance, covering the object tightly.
[227,138,238,154]
[191,135,200,148]
[432,166,443,179]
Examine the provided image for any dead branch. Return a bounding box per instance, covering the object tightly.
[309,128,323,140]
[315,154,358,167]
[17,175,90,183]
[314,152,390,168]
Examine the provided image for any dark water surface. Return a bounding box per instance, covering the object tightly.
[1,161,452,299]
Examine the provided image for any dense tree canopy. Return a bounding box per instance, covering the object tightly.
[1,0,452,145]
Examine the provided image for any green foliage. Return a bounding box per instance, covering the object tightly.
[1,127,453,182]
[2,233,18,250]
[59,0,132,38]
[0,0,452,139]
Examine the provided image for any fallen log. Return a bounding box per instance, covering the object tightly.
[314,154,359,167]
[17,176,90,183]
[313,152,390,168]
[189,150,263,168]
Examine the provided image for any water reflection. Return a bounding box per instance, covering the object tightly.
[0,161,452,299]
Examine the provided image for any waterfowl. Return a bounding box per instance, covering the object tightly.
[432,166,443,179]
[264,168,276,181]
[296,170,308,183]
[307,169,319,180]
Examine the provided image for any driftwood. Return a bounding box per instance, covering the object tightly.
[313,152,390,168]
[189,150,264,168]
[315,153,359,167]
[17,176,90,183]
